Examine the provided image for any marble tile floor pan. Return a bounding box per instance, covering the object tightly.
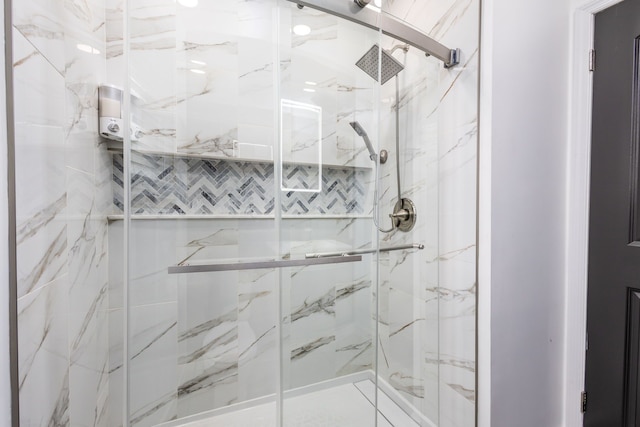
[160,377,427,427]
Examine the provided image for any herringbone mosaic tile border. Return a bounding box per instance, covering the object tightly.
[113,154,368,215]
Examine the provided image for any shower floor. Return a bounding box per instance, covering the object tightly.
[175,379,420,427]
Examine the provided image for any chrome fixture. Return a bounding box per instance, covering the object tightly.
[168,254,362,274]
[355,44,405,85]
[389,44,410,55]
[305,243,423,259]
[354,43,416,234]
[348,120,393,233]
[349,121,387,164]
[354,0,371,7]
[390,198,417,232]
[287,0,460,68]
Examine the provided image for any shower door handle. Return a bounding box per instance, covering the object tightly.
[167,254,362,274]
[305,243,424,259]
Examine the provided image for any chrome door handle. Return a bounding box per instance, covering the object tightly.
[167,254,362,274]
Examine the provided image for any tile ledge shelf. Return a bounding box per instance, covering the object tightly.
[107,214,374,221]
[107,142,374,171]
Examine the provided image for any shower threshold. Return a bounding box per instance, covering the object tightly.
[157,372,436,427]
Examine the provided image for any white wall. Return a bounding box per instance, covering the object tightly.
[0,2,13,424]
[479,1,571,426]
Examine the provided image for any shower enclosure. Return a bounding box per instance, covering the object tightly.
[11,0,478,426]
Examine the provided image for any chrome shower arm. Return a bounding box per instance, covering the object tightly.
[288,0,460,68]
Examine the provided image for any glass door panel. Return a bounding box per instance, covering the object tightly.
[275,2,382,426]
[124,0,282,424]
[121,1,440,426]
[373,26,441,426]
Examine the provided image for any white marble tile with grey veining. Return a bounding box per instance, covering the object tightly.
[18,275,70,427]
[65,35,105,175]
[237,269,278,402]
[127,1,178,154]
[13,0,66,74]
[65,0,106,46]
[386,289,428,406]
[67,210,109,367]
[68,279,109,427]
[107,307,124,427]
[175,227,239,266]
[177,268,239,370]
[287,334,336,390]
[125,221,180,306]
[13,28,66,127]
[177,358,238,418]
[178,308,237,365]
[15,123,67,299]
[334,275,373,376]
[128,302,179,427]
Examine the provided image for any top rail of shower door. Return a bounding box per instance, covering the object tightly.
[287,0,460,68]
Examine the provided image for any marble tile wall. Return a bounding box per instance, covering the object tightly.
[99,0,478,426]
[13,0,112,425]
[107,217,374,426]
[103,5,383,422]
[105,0,377,169]
[376,1,479,426]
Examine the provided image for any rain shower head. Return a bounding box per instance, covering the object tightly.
[355,44,405,85]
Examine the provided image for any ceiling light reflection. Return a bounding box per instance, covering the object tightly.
[77,43,100,54]
[178,0,198,7]
[293,24,311,36]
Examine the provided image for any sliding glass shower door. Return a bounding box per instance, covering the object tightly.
[277,3,381,426]
[9,0,475,423]
[118,0,384,425]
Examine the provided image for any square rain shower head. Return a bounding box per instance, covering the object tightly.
[355,44,405,85]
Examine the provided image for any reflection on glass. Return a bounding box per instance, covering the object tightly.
[280,99,323,193]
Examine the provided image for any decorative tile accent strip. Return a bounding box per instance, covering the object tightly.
[112,153,369,215]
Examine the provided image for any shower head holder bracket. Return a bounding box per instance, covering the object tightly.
[444,48,461,69]
[378,149,388,164]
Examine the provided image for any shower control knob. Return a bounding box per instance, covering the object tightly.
[389,210,410,221]
[390,198,417,232]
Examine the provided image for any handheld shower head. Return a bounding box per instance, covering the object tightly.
[349,121,377,162]
[349,121,367,137]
